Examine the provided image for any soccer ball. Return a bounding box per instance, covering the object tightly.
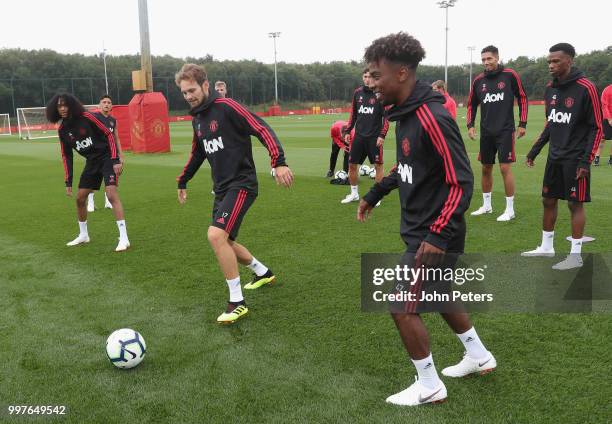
[359,164,371,176]
[334,170,348,180]
[369,168,376,179]
[106,328,147,369]
[270,168,276,178]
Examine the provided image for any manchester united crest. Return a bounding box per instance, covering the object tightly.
[481,83,487,92]
[564,97,574,108]
[369,97,376,105]
[401,137,410,157]
[209,120,219,132]
[497,81,506,90]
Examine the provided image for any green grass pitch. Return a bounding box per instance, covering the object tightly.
[0,106,610,423]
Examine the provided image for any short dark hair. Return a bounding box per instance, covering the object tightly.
[362,67,370,74]
[481,45,498,55]
[45,93,86,123]
[99,94,112,102]
[549,42,576,58]
[364,32,426,69]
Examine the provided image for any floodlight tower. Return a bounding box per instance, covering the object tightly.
[269,32,281,105]
[437,0,457,84]
[102,42,109,94]
[467,45,476,89]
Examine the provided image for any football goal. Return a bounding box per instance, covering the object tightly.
[0,113,11,136]
[17,105,99,140]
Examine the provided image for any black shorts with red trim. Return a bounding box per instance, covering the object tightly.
[349,135,383,165]
[78,157,118,190]
[603,119,612,140]
[388,251,462,314]
[542,160,590,202]
[211,189,256,240]
[478,131,515,164]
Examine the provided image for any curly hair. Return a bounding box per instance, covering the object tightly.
[45,93,85,123]
[364,32,426,69]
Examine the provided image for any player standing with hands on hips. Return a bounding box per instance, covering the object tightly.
[175,64,293,324]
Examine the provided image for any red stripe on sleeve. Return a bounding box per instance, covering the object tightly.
[83,112,117,159]
[577,78,603,162]
[504,69,528,122]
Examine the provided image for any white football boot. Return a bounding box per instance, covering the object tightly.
[470,206,492,216]
[67,234,90,246]
[115,239,131,252]
[496,211,515,221]
[552,254,583,270]
[442,351,496,378]
[521,246,555,257]
[340,193,359,204]
[385,376,447,406]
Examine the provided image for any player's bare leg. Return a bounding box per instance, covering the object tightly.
[341,163,360,203]
[522,197,557,257]
[105,185,130,251]
[374,163,384,183]
[554,201,586,270]
[471,164,493,215]
[67,188,93,246]
[497,163,515,221]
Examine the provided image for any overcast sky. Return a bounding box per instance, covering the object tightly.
[2,0,610,66]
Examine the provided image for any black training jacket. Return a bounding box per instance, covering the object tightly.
[344,85,389,140]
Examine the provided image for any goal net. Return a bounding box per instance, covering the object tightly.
[0,113,11,136]
[17,105,99,140]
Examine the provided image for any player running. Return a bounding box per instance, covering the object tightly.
[87,94,123,212]
[522,43,602,270]
[340,68,389,204]
[358,32,496,406]
[45,93,130,252]
[175,64,293,324]
[467,45,528,222]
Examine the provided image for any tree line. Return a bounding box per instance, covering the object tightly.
[0,46,610,114]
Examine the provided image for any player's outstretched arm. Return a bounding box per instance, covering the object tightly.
[274,165,293,187]
[357,199,374,222]
[527,123,551,164]
[177,189,187,204]
[176,133,207,194]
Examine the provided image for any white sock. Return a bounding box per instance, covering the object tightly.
[457,327,489,360]
[247,257,269,277]
[78,221,88,237]
[105,193,111,204]
[541,231,554,250]
[351,185,359,196]
[505,196,514,213]
[483,192,492,209]
[87,193,94,205]
[116,220,128,242]
[226,277,243,302]
[411,354,441,390]
[570,238,582,254]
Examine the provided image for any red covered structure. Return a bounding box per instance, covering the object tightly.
[128,92,171,153]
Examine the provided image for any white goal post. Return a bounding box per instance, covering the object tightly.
[17,105,99,140]
[0,113,11,136]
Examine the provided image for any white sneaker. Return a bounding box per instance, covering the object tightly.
[385,377,447,406]
[496,211,515,221]
[115,239,131,252]
[375,200,381,208]
[565,236,595,243]
[441,351,496,378]
[521,246,555,257]
[471,206,492,216]
[67,234,90,246]
[87,202,95,213]
[552,254,583,270]
[340,193,359,204]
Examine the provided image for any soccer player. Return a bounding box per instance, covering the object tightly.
[340,68,389,204]
[45,93,130,252]
[87,94,122,212]
[522,43,603,270]
[431,80,457,120]
[593,84,612,166]
[175,64,293,324]
[214,81,228,98]
[326,120,353,177]
[358,32,495,406]
[467,45,528,221]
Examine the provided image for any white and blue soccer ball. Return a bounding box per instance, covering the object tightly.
[359,164,371,176]
[334,170,348,180]
[106,328,147,369]
[369,168,376,179]
[270,168,276,178]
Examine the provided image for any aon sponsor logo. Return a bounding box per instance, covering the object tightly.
[483,92,504,103]
[548,109,572,124]
[203,136,224,154]
[358,105,374,114]
[398,163,413,184]
[75,137,93,151]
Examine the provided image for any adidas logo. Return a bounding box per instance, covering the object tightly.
[216,217,225,225]
[424,363,432,369]
[465,337,474,342]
